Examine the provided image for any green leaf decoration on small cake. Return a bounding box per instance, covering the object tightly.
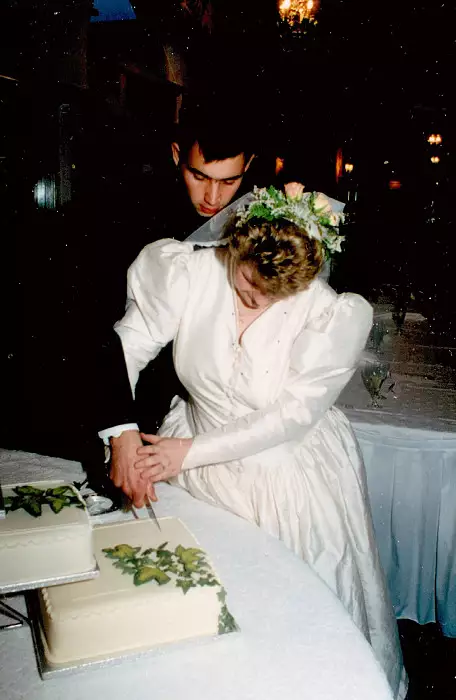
[47,497,67,514]
[24,498,43,518]
[52,485,74,496]
[15,485,43,496]
[4,484,85,518]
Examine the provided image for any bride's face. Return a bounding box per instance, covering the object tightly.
[234,264,271,310]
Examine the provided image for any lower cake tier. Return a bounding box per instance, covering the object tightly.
[38,518,237,666]
[0,481,95,587]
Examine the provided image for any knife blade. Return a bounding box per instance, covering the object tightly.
[0,483,6,519]
[122,493,161,530]
[145,495,162,531]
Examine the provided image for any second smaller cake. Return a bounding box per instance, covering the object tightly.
[0,481,95,588]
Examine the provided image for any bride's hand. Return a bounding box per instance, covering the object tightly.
[135,434,193,483]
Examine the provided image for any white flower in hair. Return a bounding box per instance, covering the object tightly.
[314,192,333,215]
[236,185,345,258]
[284,182,305,200]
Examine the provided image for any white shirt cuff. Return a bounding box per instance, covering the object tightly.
[98,423,140,445]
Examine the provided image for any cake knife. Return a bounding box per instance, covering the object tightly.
[122,494,161,531]
[145,495,162,531]
[0,483,5,519]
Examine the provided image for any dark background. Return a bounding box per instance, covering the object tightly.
[0,0,455,459]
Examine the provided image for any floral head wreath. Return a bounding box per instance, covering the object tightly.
[235,183,345,257]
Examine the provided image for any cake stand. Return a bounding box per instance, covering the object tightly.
[0,480,118,632]
[0,564,100,631]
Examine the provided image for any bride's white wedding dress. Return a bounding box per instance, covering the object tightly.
[115,239,407,699]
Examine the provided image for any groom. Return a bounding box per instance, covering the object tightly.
[94,96,258,506]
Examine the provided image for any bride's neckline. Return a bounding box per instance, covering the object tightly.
[215,248,277,345]
[236,296,272,316]
[234,293,275,345]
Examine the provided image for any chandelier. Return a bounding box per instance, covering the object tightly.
[278,0,320,30]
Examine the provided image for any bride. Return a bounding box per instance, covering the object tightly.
[113,183,407,698]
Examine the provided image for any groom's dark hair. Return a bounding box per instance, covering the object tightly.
[176,94,256,165]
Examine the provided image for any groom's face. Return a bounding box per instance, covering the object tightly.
[172,142,252,217]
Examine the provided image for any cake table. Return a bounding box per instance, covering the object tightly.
[0,448,393,700]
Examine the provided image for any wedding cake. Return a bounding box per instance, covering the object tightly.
[0,481,95,588]
[39,518,238,666]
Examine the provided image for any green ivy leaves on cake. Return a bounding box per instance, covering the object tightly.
[102,541,220,592]
[103,542,239,634]
[4,485,85,518]
[217,588,239,635]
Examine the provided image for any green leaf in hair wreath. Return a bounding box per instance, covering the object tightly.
[236,185,345,258]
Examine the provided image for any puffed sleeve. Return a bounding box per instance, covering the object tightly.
[114,239,193,394]
[183,293,373,469]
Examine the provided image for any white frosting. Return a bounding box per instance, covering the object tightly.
[0,481,94,585]
[39,518,231,665]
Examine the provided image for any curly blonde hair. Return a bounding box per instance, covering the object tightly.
[223,217,324,299]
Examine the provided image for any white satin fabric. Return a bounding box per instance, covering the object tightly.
[115,240,407,699]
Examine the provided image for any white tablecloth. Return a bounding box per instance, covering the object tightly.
[0,450,393,700]
[337,309,456,635]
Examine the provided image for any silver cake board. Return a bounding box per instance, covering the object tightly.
[26,591,223,681]
[0,563,99,632]
[0,560,100,596]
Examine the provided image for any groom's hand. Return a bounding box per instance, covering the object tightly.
[109,430,157,508]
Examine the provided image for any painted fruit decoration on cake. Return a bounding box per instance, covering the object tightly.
[4,484,85,518]
[103,541,238,634]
